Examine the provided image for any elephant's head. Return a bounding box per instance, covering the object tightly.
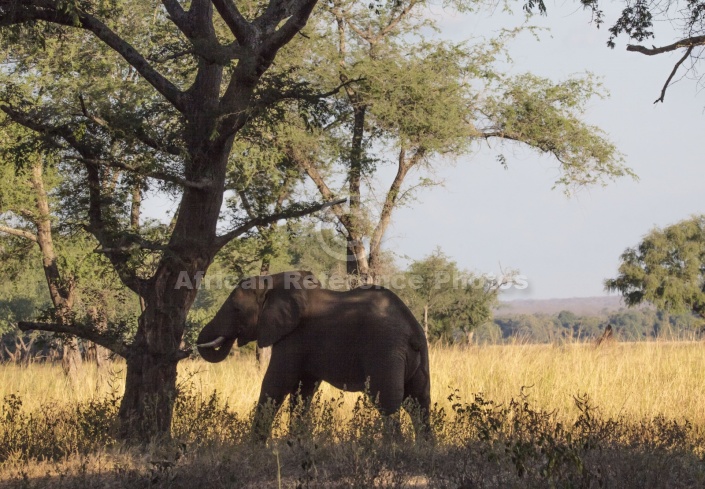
[196,270,320,363]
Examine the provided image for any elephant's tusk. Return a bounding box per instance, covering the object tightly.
[197,336,227,349]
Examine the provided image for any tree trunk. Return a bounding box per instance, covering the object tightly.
[117,266,200,440]
[30,160,83,378]
[117,137,231,441]
[86,306,112,385]
[346,234,372,286]
[119,347,179,440]
[423,304,429,336]
[61,336,82,382]
[85,342,111,367]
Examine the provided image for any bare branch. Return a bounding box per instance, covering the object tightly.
[213,197,347,252]
[0,225,37,242]
[654,46,694,104]
[627,35,705,56]
[18,321,129,358]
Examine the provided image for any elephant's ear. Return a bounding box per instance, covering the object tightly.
[257,288,306,348]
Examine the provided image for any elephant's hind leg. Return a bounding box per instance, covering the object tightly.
[403,366,432,441]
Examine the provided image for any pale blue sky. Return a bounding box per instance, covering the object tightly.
[381,2,705,299]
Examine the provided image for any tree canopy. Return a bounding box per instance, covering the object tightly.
[605,215,705,320]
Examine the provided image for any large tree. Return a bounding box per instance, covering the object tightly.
[0,0,338,440]
[0,0,632,441]
[605,215,705,321]
[260,1,633,285]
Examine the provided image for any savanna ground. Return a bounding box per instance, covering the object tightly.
[1,341,705,488]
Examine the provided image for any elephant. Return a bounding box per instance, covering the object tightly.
[196,270,431,440]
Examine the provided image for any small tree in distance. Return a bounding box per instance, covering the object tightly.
[395,249,500,343]
[605,215,705,323]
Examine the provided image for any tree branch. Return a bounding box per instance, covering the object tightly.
[0,224,37,242]
[211,0,255,43]
[260,0,318,63]
[374,0,421,43]
[289,149,350,226]
[653,46,693,104]
[0,3,187,112]
[79,95,184,156]
[627,35,705,56]
[70,156,212,190]
[161,0,191,37]
[369,147,425,263]
[213,197,347,252]
[1,104,148,295]
[83,160,147,296]
[18,321,129,358]
[254,77,361,110]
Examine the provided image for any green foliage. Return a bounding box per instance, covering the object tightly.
[0,391,120,461]
[395,248,499,342]
[482,73,633,192]
[606,215,705,320]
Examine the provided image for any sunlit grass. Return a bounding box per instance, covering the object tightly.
[3,340,705,426]
[3,340,705,488]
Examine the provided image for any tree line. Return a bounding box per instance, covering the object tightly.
[482,308,703,344]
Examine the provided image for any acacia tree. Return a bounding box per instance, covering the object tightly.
[0,0,342,440]
[0,116,140,372]
[261,0,634,285]
[605,215,705,320]
[0,122,82,376]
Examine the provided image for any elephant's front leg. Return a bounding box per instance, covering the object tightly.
[288,376,319,437]
[251,353,303,442]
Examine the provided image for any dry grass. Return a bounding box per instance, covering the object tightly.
[429,341,705,426]
[5,341,704,425]
[2,340,705,488]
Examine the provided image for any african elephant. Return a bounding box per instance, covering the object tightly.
[196,270,431,440]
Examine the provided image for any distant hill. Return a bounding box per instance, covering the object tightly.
[495,296,629,317]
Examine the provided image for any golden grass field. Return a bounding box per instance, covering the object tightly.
[2,340,705,427]
[3,341,705,488]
